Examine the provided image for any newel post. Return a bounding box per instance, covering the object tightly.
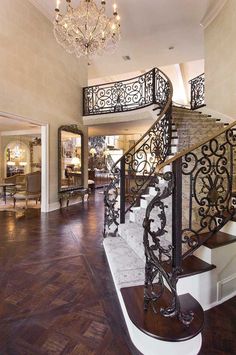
[172,157,182,269]
[120,157,126,224]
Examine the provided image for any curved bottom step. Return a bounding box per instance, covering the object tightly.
[121,285,204,343]
[104,238,203,355]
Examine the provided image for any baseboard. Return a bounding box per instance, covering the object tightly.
[48,202,60,212]
[203,274,236,311]
[217,273,236,302]
[48,197,88,212]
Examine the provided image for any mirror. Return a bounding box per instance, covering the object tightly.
[58,125,84,192]
[30,137,41,172]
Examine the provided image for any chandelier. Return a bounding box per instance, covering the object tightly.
[54,0,121,58]
[11,144,24,159]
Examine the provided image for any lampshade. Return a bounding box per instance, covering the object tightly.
[71,157,81,165]
[103,149,110,157]
[89,148,97,157]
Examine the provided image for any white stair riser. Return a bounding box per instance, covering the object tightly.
[220,220,236,235]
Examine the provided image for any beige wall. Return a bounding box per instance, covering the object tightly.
[205,0,236,118]
[0,0,88,206]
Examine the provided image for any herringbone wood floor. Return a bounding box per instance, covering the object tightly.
[0,192,235,354]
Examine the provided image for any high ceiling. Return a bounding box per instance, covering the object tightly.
[28,0,220,79]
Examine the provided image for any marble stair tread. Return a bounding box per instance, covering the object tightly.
[199,231,236,249]
[103,236,145,289]
[119,222,145,261]
[119,221,172,262]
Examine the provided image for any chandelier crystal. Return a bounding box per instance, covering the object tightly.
[53,0,121,58]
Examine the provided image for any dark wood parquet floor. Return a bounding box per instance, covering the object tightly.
[0,192,235,355]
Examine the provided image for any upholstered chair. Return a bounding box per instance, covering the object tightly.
[13,172,41,208]
[3,174,26,199]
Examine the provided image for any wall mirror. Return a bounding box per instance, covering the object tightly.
[30,137,41,172]
[58,125,84,192]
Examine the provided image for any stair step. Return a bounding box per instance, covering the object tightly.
[121,285,204,342]
[199,231,236,249]
[162,255,215,278]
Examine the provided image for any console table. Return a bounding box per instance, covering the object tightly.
[58,188,89,208]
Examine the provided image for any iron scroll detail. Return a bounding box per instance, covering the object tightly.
[143,172,194,326]
[84,69,155,116]
[103,68,173,236]
[181,129,236,258]
[189,73,205,110]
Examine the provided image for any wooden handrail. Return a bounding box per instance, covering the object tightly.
[157,119,236,172]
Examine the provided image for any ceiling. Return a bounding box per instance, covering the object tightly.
[28,0,218,79]
[88,118,154,136]
[0,116,40,133]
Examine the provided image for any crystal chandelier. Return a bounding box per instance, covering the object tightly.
[54,0,121,58]
[11,144,24,159]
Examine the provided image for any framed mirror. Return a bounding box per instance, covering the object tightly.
[58,125,84,192]
[30,137,41,172]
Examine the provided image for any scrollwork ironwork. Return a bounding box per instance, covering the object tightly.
[181,128,236,257]
[124,106,172,210]
[143,172,194,326]
[143,125,236,324]
[189,73,205,110]
[103,167,120,236]
[103,68,173,236]
[84,68,170,116]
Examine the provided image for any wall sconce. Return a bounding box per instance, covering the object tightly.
[103,148,110,158]
[71,157,81,166]
[19,161,27,167]
[7,161,16,166]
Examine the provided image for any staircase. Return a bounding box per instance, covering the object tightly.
[83,70,236,355]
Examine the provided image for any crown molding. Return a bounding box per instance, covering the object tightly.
[200,0,228,29]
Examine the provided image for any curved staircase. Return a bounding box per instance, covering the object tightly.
[83,69,236,355]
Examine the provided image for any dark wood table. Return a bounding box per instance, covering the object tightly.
[0,183,16,204]
[58,188,89,208]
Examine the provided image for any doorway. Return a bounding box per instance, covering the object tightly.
[0,112,49,213]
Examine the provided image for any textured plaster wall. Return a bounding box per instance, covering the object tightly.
[0,0,88,206]
[205,0,236,118]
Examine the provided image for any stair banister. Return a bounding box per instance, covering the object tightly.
[99,68,173,236]
[143,118,236,325]
[189,73,205,110]
[157,119,236,172]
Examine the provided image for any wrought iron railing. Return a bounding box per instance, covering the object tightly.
[83,68,170,116]
[103,69,173,235]
[189,73,205,110]
[143,121,236,325]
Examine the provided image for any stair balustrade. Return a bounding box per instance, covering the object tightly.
[143,122,236,325]
[91,69,174,235]
[83,68,171,116]
[189,73,205,110]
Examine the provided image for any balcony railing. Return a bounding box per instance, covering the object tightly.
[189,73,205,110]
[83,68,169,116]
